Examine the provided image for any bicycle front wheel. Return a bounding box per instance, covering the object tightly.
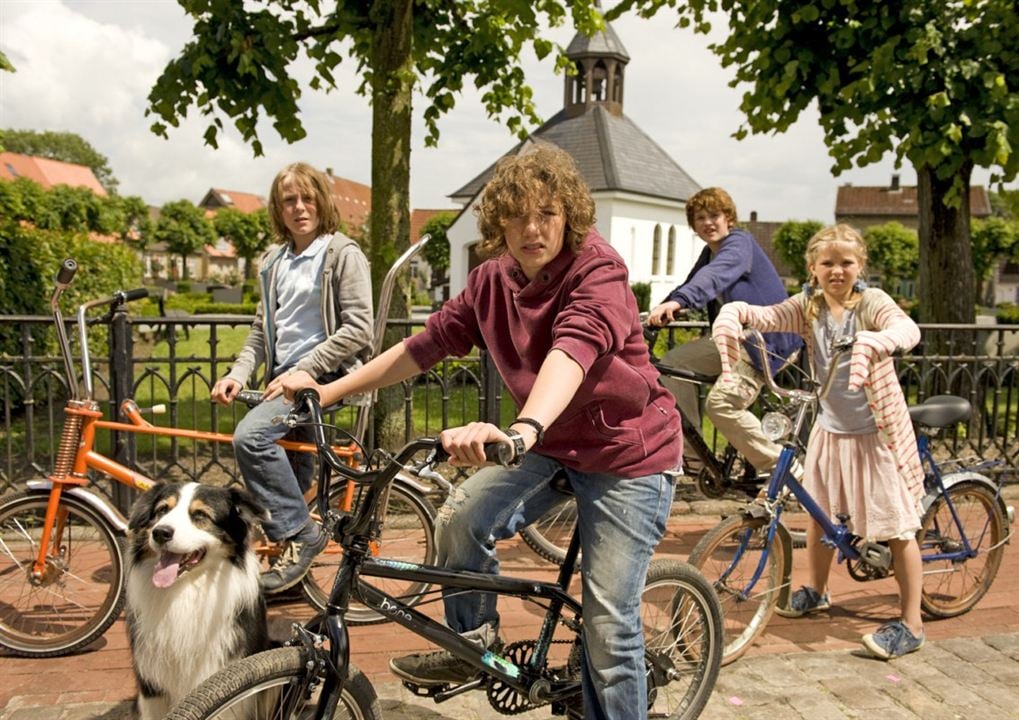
[641,559,723,719]
[687,515,785,665]
[919,480,1007,618]
[519,498,577,565]
[166,647,381,720]
[301,480,436,624]
[0,490,126,657]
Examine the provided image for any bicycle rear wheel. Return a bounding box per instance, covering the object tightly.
[641,559,723,719]
[519,498,577,565]
[0,490,126,657]
[919,480,1007,618]
[165,647,380,720]
[687,514,785,665]
[301,480,436,624]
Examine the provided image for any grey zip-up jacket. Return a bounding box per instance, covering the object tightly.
[225,233,373,399]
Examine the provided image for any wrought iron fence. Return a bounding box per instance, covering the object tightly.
[2,314,1018,513]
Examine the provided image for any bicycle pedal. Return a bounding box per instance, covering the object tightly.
[859,541,892,571]
[402,681,450,697]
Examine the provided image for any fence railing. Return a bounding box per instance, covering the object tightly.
[2,314,1018,511]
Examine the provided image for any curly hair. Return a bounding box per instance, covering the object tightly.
[685,187,738,227]
[267,162,340,243]
[474,143,596,259]
[804,223,869,325]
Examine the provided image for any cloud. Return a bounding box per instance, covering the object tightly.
[0,1,1010,222]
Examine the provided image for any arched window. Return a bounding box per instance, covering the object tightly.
[667,226,677,275]
[592,61,608,102]
[652,224,662,276]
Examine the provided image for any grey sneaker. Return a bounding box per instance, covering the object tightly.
[390,639,504,687]
[775,585,831,618]
[862,620,925,660]
[260,522,328,594]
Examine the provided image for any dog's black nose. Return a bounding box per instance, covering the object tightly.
[152,526,174,545]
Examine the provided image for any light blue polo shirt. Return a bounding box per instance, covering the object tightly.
[273,234,328,375]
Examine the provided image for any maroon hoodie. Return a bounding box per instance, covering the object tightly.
[405,230,681,479]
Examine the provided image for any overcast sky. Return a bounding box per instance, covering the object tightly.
[0,0,1009,224]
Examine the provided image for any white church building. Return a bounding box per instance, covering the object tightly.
[444,19,704,303]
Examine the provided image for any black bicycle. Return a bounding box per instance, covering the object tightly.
[167,390,724,720]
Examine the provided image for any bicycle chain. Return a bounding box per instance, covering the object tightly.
[485,639,581,715]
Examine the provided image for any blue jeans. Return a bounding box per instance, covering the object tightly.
[435,452,674,720]
[232,395,315,541]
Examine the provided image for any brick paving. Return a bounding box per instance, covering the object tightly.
[2,487,1017,719]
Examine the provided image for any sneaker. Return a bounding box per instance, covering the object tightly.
[775,585,831,618]
[390,639,504,687]
[861,620,925,660]
[260,521,328,594]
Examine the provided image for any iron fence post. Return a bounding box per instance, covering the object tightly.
[481,350,502,425]
[109,308,135,513]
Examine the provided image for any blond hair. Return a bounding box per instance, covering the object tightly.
[804,224,868,325]
[474,143,595,259]
[267,162,340,243]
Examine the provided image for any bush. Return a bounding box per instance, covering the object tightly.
[176,281,192,294]
[630,282,652,313]
[996,303,1019,324]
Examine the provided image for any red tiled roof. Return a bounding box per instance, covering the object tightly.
[327,174,372,237]
[410,208,458,244]
[198,188,266,213]
[835,182,991,217]
[0,151,107,196]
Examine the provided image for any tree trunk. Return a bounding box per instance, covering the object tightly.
[368,0,415,450]
[916,162,976,325]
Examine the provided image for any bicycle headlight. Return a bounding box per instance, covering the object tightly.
[762,412,793,442]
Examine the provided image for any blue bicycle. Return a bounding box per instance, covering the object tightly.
[689,330,1015,665]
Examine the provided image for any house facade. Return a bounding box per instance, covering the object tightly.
[443,19,702,302]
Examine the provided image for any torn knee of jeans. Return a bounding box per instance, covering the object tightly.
[437,486,469,526]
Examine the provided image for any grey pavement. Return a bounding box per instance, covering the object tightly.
[4,632,1018,719]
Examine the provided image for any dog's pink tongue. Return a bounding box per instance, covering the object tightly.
[152,553,184,588]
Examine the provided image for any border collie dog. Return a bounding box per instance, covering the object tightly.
[126,482,269,720]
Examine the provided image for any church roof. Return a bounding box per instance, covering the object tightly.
[565,21,629,62]
[449,105,700,204]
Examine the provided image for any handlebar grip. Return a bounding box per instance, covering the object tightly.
[235,389,264,408]
[486,442,514,467]
[122,288,149,302]
[56,258,77,285]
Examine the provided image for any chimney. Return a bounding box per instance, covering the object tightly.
[890,174,900,191]
[749,210,758,223]
[326,167,334,178]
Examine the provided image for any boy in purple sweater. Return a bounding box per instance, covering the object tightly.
[648,187,800,479]
[275,143,681,720]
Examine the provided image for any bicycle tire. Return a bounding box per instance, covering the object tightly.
[301,480,436,624]
[519,498,577,565]
[165,646,381,720]
[0,490,126,657]
[687,514,785,665]
[919,479,1007,618]
[641,559,723,719]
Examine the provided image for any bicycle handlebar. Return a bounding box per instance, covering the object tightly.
[742,327,851,404]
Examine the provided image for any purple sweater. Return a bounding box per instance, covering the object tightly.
[405,231,681,479]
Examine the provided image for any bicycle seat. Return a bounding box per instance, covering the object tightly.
[908,395,971,428]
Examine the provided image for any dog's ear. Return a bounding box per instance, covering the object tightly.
[127,484,168,533]
[229,485,270,525]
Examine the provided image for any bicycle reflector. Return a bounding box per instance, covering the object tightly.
[762,412,793,442]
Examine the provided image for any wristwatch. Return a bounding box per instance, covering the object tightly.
[504,429,527,467]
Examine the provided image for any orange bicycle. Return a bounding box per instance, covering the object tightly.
[0,248,436,658]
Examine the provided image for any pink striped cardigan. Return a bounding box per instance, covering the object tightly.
[712,289,924,503]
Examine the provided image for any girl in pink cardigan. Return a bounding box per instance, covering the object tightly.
[712,224,925,660]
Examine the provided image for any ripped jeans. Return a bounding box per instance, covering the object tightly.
[435,451,674,720]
